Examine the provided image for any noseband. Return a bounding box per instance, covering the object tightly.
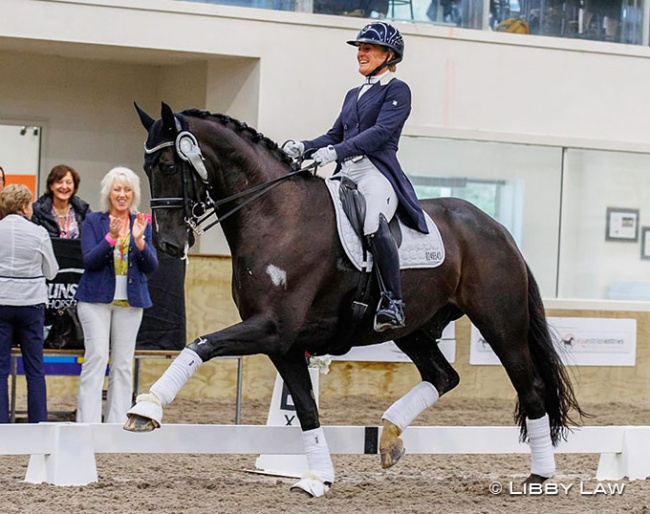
[144,129,317,236]
[145,131,217,235]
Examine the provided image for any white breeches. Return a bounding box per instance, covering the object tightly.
[340,158,398,235]
[76,301,143,424]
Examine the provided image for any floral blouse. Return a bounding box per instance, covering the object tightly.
[52,205,79,239]
[112,232,130,307]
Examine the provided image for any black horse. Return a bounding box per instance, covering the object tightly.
[125,103,584,496]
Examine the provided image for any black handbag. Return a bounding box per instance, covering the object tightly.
[45,304,85,350]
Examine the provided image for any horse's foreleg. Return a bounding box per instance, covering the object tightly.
[124,347,202,432]
[290,427,334,497]
[124,315,285,433]
[269,352,334,498]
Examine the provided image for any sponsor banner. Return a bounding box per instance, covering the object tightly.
[470,317,637,366]
[45,239,83,326]
[331,323,455,363]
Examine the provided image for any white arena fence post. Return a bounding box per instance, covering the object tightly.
[252,366,321,478]
[596,426,650,480]
[24,423,98,486]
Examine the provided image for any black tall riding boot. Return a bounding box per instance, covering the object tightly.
[366,214,405,332]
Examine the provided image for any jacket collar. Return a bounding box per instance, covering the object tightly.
[360,70,395,88]
[357,71,396,108]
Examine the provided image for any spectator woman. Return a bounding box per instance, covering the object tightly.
[75,166,158,423]
[0,184,59,423]
[32,164,90,239]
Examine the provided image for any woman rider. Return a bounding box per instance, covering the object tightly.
[283,21,428,332]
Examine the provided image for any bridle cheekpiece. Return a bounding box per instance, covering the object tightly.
[144,127,218,236]
[144,118,318,237]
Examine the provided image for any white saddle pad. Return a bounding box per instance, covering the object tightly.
[325,177,445,272]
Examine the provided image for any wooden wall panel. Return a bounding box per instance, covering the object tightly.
[35,256,650,407]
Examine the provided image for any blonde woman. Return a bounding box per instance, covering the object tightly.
[75,167,158,423]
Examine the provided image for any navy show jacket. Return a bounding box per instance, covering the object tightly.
[302,76,428,234]
[75,211,159,308]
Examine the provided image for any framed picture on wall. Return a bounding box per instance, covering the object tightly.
[642,227,650,260]
[606,207,639,242]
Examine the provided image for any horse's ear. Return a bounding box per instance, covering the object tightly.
[134,102,155,131]
[160,102,177,134]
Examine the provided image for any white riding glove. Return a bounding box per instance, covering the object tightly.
[283,140,305,159]
[313,145,338,166]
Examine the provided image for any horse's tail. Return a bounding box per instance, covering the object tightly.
[514,264,586,445]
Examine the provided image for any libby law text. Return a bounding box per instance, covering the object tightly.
[508,481,625,496]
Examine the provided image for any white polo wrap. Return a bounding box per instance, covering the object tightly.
[382,381,439,432]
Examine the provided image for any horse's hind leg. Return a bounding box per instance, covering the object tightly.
[468,302,555,483]
[379,307,462,469]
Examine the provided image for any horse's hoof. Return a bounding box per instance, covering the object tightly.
[290,486,315,497]
[380,440,405,469]
[123,393,163,432]
[290,475,331,497]
[523,473,549,485]
[123,413,159,432]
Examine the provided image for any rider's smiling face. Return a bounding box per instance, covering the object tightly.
[356,43,390,77]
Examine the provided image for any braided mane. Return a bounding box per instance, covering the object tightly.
[181,109,298,170]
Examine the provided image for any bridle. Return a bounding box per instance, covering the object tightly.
[144,129,317,236]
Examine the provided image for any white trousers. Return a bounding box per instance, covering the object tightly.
[76,301,143,423]
[340,158,398,235]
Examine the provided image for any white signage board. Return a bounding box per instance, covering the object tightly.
[470,317,637,366]
[332,323,455,363]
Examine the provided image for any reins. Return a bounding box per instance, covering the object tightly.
[146,129,319,236]
[194,161,318,234]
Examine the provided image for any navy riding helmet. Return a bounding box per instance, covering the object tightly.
[347,21,404,66]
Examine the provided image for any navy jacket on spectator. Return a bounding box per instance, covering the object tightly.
[75,212,158,308]
[32,194,91,238]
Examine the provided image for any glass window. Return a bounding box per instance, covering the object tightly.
[411,176,504,220]
[399,136,563,297]
[559,148,650,300]
[401,138,650,301]
[174,0,645,45]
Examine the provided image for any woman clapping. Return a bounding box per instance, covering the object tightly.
[75,167,158,424]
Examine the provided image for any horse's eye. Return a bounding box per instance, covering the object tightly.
[161,163,177,175]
